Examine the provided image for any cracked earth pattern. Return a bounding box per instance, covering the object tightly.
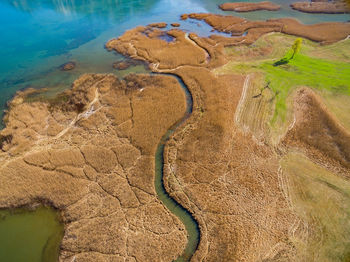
[0,73,187,262]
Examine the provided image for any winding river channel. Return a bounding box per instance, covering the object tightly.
[154,73,199,261]
[1,0,350,261]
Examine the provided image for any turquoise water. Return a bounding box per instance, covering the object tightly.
[1,0,349,123]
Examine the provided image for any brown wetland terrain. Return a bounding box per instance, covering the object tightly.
[1,4,350,262]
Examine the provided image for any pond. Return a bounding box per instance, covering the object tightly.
[0,206,64,262]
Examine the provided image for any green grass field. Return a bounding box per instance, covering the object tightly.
[260,52,350,123]
[218,35,350,126]
[220,34,350,261]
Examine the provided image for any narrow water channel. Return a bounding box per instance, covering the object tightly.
[154,73,200,261]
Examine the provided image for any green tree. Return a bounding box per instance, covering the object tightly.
[291,38,302,59]
[274,38,303,66]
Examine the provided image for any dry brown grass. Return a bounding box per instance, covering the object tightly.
[187,13,350,44]
[283,88,350,175]
[0,73,188,261]
[291,1,350,14]
[104,20,350,261]
[106,27,208,70]
[281,152,350,262]
[161,66,298,261]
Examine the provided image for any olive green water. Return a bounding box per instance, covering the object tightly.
[0,207,64,262]
[154,74,199,261]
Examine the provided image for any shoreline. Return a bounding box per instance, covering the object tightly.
[1,11,350,262]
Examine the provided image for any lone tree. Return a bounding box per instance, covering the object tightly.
[291,38,302,59]
[274,38,303,66]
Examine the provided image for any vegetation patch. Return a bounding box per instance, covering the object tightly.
[220,35,350,125]
[261,49,350,123]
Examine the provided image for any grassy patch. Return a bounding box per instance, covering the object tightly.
[320,90,350,131]
[219,36,350,125]
[260,52,350,123]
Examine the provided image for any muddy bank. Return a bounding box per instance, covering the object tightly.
[291,1,350,14]
[219,1,281,12]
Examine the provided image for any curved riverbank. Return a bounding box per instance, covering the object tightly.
[153,73,200,261]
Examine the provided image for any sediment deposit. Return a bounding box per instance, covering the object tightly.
[219,1,281,12]
[291,1,350,14]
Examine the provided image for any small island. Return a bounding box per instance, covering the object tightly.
[219,1,281,12]
[291,1,350,14]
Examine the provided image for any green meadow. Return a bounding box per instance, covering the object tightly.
[219,34,350,125]
[261,52,350,123]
